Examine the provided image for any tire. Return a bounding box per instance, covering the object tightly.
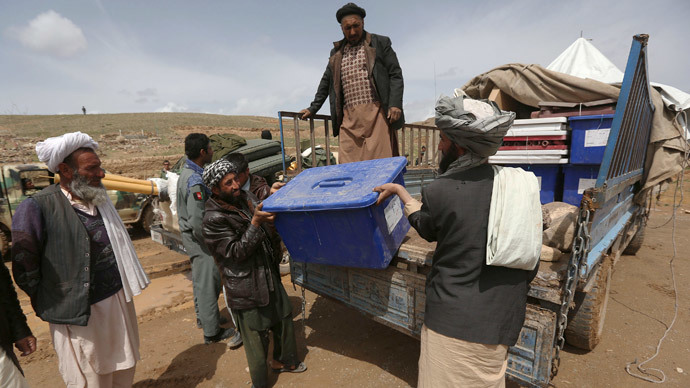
[0,231,9,260]
[623,225,645,255]
[138,205,155,234]
[565,259,612,350]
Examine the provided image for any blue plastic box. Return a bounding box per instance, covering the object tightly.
[511,164,562,204]
[562,165,601,206]
[262,157,411,269]
[568,114,614,164]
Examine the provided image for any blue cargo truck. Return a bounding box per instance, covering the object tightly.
[278,34,654,387]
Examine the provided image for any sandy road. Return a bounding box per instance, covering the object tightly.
[12,191,690,388]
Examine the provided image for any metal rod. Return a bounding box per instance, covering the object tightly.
[408,127,412,163]
[309,118,317,168]
[278,112,287,180]
[324,120,332,165]
[294,117,302,174]
[424,128,430,166]
[401,127,406,163]
[417,127,422,166]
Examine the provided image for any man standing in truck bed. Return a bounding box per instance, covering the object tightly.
[299,2,404,164]
[177,133,242,347]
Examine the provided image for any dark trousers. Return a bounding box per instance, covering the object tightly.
[234,312,298,388]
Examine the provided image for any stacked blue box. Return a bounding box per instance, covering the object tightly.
[563,114,613,205]
[262,157,411,269]
[512,164,562,204]
[568,114,614,165]
[562,165,600,206]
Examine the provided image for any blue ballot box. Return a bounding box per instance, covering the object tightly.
[568,114,614,165]
[262,157,411,269]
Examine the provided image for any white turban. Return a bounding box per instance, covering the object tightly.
[35,131,99,173]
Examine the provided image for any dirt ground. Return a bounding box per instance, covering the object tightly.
[10,179,690,387]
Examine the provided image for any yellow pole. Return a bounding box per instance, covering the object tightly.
[104,173,151,185]
[102,179,158,195]
[43,175,158,195]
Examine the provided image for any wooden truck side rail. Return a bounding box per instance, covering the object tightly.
[278,111,438,175]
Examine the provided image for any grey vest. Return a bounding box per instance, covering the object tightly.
[32,184,93,326]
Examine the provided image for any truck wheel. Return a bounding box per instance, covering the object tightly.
[565,259,612,350]
[0,231,9,260]
[138,205,154,234]
[623,225,645,255]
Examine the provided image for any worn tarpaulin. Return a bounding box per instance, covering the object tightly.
[461,63,686,194]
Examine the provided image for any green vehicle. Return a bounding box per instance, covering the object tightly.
[0,163,155,258]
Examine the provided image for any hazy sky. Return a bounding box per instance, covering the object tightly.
[1,0,688,121]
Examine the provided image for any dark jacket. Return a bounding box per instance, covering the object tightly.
[202,194,282,310]
[12,184,94,326]
[1,259,32,375]
[248,173,270,202]
[408,164,538,346]
[307,31,405,137]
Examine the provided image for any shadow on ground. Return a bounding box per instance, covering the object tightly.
[133,343,226,387]
[294,294,419,386]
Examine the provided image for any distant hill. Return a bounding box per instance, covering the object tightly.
[0,112,280,139]
[0,112,334,178]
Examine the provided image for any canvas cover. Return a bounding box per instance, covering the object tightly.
[461,63,686,194]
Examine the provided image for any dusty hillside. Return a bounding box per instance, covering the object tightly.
[0,112,334,179]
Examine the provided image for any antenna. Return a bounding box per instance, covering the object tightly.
[433,62,437,100]
[581,30,593,42]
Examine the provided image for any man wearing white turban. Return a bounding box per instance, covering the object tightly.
[12,131,149,388]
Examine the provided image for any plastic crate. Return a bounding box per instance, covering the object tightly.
[262,157,411,269]
[562,165,600,206]
[510,164,562,204]
[568,114,614,164]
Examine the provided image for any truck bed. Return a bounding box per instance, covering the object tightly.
[394,228,566,305]
[290,228,562,387]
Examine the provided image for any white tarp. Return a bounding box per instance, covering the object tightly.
[547,38,625,84]
[547,38,690,137]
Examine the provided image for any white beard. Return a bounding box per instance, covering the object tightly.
[69,173,109,206]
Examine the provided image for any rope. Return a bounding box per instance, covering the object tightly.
[625,109,688,383]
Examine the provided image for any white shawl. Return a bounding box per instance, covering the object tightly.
[486,166,542,270]
[97,200,150,302]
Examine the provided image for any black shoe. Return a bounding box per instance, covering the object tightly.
[204,327,236,344]
[226,330,243,349]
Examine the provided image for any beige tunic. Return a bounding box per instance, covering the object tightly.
[0,348,30,388]
[338,42,397,164]
[418,324,508,388]
[50,290,139,388]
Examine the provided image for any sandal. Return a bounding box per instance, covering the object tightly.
[271,361,307,374]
